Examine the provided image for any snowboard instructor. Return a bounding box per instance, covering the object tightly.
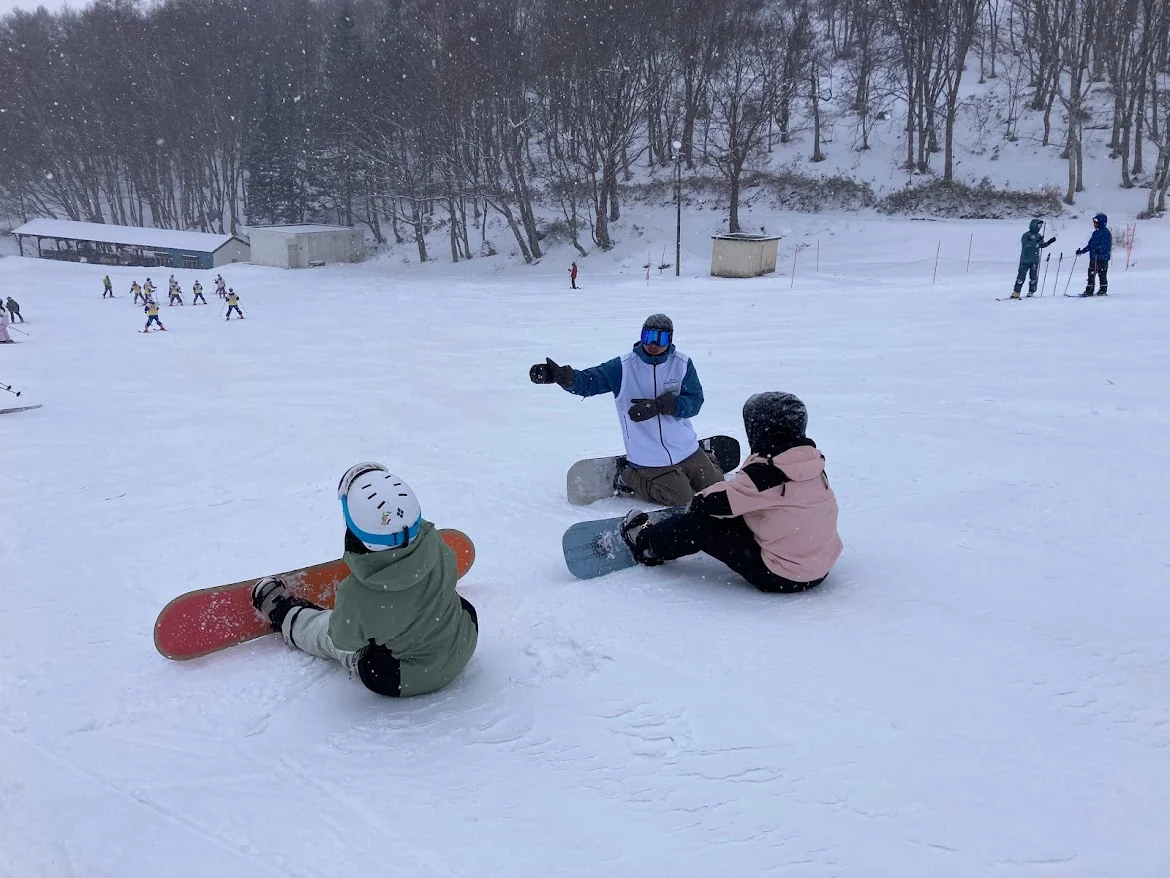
[529,313,724,506]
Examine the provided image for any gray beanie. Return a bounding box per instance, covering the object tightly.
[743,392,808,456]
[642,313,673,333]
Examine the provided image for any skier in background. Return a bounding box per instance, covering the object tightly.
[1076,213,1112,297]
[251,463,478,698]
[168,278,184,306]
[5,296,23,323]
[143,298,166,332]
[619,392,842,594]
[529,313,723,506]
[0,307,13,343]
[191,280,206,304]
[225,288,244,319]
[131,281,144,304]
[1010,219,1056,299]
[143,278,156,300]
[214,274,227,299]
[102,275,114,298]
[569,261,579,290]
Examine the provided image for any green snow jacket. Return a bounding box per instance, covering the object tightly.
[1019,220,1054,265]
[329,520,478,696]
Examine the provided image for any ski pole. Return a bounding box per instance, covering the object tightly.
[1053,253,1063,297]
[1039,253,1051,297]
[0,383,21,397]
[1063,252,1080,296]
[8,325,28,336]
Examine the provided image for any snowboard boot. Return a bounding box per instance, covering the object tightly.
[620,510,663,567]
[251,576,318,631]
[1079,290,1095,297]
[1096,290,1108,296]
[614,462,635,497]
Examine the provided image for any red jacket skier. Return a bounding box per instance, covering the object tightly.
[569,261,578,289]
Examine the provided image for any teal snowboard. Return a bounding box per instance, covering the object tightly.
[565,435,741,506]
[562,508,683,579]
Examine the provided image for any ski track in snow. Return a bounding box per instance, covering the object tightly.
[2,215,1170,876]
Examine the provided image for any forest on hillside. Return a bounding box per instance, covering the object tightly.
[1,0,1168,261]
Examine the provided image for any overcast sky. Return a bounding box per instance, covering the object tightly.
[1,0,64,14]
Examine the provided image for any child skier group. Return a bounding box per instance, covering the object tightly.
[1010,214,1113,299]
[123,272,244,332]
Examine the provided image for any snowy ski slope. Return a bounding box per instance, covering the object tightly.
[1,215,1168,877]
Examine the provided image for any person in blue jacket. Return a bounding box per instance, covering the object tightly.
[1076,213,1112,296]
[529,313,724,506]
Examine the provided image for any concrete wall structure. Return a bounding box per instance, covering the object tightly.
[710,234,782,278]
[247,225,366,269]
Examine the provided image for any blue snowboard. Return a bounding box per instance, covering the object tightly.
[562,508,683,579]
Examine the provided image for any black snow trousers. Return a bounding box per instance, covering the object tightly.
[643,510,826,594]
[1085,260,1109,294]
[1013,261,1039,294]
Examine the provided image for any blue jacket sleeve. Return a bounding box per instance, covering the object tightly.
[567,357,623,398]
[672,360,705,419]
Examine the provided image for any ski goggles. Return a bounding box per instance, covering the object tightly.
[641,328,672,348]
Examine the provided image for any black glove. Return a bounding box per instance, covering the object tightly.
[1045,237,1056,245]
[529,357,575,389]
[689,492,711,516]
[1076,248,1085,255]
[627,392,677,422]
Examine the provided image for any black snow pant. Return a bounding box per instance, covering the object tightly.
[1085,260,1109,294]
[1013,261,1039,295]
[193,292,206,304]
[8,307,22,322]
[643,510,827,594]
[103,288,113,298]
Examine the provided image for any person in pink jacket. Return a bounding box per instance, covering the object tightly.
[0,308,13,344]
[620,392,842,592]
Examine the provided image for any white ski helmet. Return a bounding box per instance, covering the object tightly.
[337,462,422,551]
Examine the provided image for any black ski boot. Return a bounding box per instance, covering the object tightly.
[251,577,318,631]
[620,511,663,566]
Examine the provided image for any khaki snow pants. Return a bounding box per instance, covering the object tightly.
[620,447,725,507]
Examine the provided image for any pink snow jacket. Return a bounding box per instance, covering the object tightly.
[696,443,842,582]
[0,309,10,342]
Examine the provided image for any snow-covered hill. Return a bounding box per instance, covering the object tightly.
[1,211,1167,876]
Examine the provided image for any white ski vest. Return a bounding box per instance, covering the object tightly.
[614,348,700,467]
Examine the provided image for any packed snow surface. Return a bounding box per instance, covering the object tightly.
[2,215,1168,877]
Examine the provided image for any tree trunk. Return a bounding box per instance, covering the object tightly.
[728,163,742,233]
[810,64,826,162]
[411,199,428,262]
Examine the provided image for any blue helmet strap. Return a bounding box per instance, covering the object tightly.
[341,496,421,549]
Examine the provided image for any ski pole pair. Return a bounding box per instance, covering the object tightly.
[1050,252,1080,297]
[1,382,22,397]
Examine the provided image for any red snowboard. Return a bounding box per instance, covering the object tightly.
[154,529,476,660]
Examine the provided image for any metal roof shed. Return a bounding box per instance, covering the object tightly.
[710,233,782,278]
[10,219,249,269]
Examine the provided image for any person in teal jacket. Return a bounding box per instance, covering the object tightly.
[1010,219,1056,298]
[252,463,478,697]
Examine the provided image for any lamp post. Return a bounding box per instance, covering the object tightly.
[672,139,683,277]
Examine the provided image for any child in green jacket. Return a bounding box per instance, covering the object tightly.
[252,463,479,697]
